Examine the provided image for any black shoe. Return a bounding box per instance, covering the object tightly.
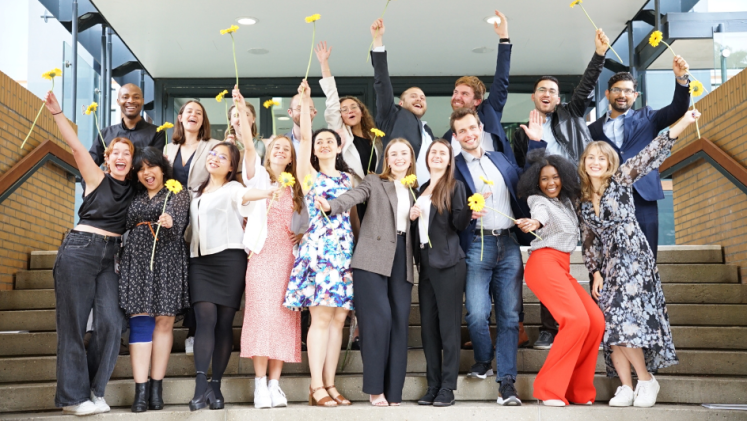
[433,388,455,407]
[209,379,224,410]
[189,372,215,411]
[533,331,554,350]
[417,387,440,405]
[350,336,361,350]
[466,362,494,379]
[148,379,163,410]
[497,377,522,406]
[131,382,149,413]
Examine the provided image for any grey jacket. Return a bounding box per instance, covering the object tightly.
[328,174,416,283]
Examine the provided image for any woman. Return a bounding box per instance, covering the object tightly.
[579,109,699,407]
[409,139,472,407]
[317,137,418,406]
[224,99,266,161]
[44,91,135,416]
[515,148,604,407]
[119,147,190,412]
[232,88,302,409]
[283,80,354,407]
[186,142,278,411]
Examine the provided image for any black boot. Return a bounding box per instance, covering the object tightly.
[189,372,215,411]
[148,379,164,410]
[209,379,224,410]
[131,382,150,413]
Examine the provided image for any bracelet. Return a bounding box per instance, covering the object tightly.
[51,111,62,115]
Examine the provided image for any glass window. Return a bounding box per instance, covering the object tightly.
[272,96,328,137]
[714,31,747,86]
[173,97,261,141]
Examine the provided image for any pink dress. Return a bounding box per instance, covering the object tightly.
[240,187,301,362]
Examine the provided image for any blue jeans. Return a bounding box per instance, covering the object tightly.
[464,232,523,382]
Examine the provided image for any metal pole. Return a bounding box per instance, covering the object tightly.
[100,23,108,129]
[71,0,78,124]
[139,70,146,118]
[654,0,661,32]
[106,27,113,127]
[627,20,636,78]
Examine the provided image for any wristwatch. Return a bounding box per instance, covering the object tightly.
[500,38,511,44]
[675,74,689,83]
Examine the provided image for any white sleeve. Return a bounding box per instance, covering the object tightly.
[372,46,386,52]
[242,154,271,189]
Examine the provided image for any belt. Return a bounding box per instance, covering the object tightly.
[473,228,510,237]
[396,230,406,236]
[70,229,122,242]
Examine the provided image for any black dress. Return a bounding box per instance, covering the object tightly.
[352,134,373,220]
[119,187,191,316]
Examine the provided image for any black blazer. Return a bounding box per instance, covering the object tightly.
[413,179,473,270]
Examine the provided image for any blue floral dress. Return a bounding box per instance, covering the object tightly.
[283,172,354,310]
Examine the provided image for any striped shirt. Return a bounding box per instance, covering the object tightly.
[527,195,579,253]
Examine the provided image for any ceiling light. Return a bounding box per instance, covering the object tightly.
[237,17,258,25]
[247,48,269,55]
[277,117,290,121]
[472,46,494,54]
[484,16,501,25]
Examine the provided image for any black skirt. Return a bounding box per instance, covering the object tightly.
[189,248,247,309]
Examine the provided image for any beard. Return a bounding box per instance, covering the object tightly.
[610,100,632,113]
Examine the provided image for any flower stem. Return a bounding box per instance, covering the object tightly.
[93,111,106,149]
[304,23,316,82]
[409,187,431,247]
[691,95,701,139]
[367,0,391,62]
[579,5,623,63]
[484,205,543,240]
[660,41,709,94]
[21,102,46,150]
[480,217,484,261]
[231,34,239,87]
[367,136,377,173]
[150,191,172,271]
[271,105,277,136]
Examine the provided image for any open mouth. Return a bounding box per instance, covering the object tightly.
[541,99,551,105]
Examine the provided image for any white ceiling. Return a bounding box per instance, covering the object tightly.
[92,0,646,79]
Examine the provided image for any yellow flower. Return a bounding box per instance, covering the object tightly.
[263,99,280,108]
[156,122,174,132]
[649,30,663,48]
[689,80,704,98]
[85,102,98,116]
[370,128,385,138]
[479,175,494,186]
[279,172,296,187]
[165,179,183,195]
[216,90,229,102]
[303,174,314,190]
[305,14,321,23]
[220,25,239,35]
[400,174,417,188]
[468,193,485,212]
[570,0,582,7]
[42,68,62,80]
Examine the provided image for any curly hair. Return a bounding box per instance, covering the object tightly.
[517,148,580,202]
[340,96,379,147]
[133,146,174,192]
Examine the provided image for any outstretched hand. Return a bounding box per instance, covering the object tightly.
[315,41,332,63]
[595,28,610,56]
[519,109,544,142]
[669,108,701,138]
[493,10,508,38]
[232,85,245,109]
[43,91,62,115]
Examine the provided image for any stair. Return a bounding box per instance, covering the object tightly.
[0,246,745,419]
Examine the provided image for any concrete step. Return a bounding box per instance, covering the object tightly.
[14,271,53,290]
[0,290,55,310]
[520,245,725,264]
[1,373,745,412]
[29,252,56,270]
[2,348,746,384]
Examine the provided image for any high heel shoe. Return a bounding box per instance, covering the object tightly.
[148,379,163,410]
[210,379,224,410]
[308,386,337,407]
[189,372,215,411]
[325,385,351,406]
[131,382,150,413]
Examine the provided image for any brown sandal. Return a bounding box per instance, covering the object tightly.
[309,386,337,407]
[325,385,352,406]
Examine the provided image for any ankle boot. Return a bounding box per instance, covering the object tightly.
[148,379,164,410]
[131,382,150,413]
[210,379,224,410]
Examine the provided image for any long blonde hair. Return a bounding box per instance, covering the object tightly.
[578,141,620,202]
[379,138,417,187]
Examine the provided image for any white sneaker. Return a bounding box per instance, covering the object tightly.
[62,400,97,416]
[90,392,110,414]
[543,399,566,407]
[608,385,635,407]
[268,379,288,408]
[633,375,660,407]
[254,377,272,409]
[185,336,194,355]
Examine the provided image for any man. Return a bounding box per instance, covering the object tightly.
[452,107,529,406]
[284,93,318,154]
[443,10,516,168]
[370,18,435,183]
[588,56,691,261]
[513,28,610,351]
[88,84,164,165]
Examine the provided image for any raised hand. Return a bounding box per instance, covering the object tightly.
[232,84,246,110]
[314,41,332,63]
[298,79,311,97]
[493,10,508,39]
[673,55,689,79]
[520,109,544,142]
[43,91,62,115]
[595,28,610,56]
[371,18,385,47]
[669,108,701,138]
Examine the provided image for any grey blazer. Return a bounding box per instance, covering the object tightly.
[328,174,416,284]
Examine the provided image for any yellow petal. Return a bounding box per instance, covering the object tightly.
[305,14,321,23]
[649,31,663,48]
[570,0,582,8]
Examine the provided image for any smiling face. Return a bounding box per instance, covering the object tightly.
[178,102,204,134]
[605,80,638,113]
[532,80,561,114]
[313,131,341,161]
[584,145,610,179]
[386,142,412,175]
[427,141,451,173]
[268,137,293,168]
[288,95,317,127]
[340,98,362,128]
[117,84,143,119]
[539,165,562,198]
[230,106,255,139]
[205,144,232,178]
[451,84,481,111]
[453,114,482,153]
[137,162,164,193]
[399,88,427,117]
[105,141,133,179]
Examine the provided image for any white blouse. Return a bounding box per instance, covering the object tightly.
[416,195,432,245]
[189,180,254,257]
[394,181,411,232]
[241,154,278,254]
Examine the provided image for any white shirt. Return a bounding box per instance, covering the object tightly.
[416,194,432,245]
[451,126,493,156]
[394,181,411,232]
[189,180,254,257]
[462,149,513,230]
[416,121,434,185]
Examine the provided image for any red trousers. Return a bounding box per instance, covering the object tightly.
[524,248,605,404]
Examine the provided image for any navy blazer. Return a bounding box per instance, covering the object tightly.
[443,43,516,166]
[588,81,690,202]
[453,150,530,252]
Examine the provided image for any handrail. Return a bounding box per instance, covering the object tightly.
[0,140,79,204]
[660,137,747,195]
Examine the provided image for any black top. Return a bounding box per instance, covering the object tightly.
[77,174,135,234]
[353,135,373,174]
[172,148,193,187]
[89,118,166,166]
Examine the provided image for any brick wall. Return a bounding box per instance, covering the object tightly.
[0,71,75,290]
[671,69,747,282]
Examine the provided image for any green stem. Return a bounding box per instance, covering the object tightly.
[480,217,484,261]
[484,205,543,240]
[691,95,701,139]
[163,129,169,154]
[366,0,391,62]
[660,41,708,93]
[231,34,239,87]
[21,102,47,150]
[93,112,106,149]
[271,105,277,136]
[367,136,377,173]
[150,191,171,271]
[304,23,316,81]
[579,5,623,63]
[409,187,431,247]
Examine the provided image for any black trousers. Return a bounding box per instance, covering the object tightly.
[419,248,466,390]
[539,303,558,337]
[633,189,659,261]
[353,235,411,403]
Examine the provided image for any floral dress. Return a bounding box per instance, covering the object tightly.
[119,187,190,316]
[579,132,679,377]
[283,172,354,311]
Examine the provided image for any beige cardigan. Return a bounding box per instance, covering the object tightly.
[166,139,222,193]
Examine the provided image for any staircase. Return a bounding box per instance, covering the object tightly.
[0,245,746,420]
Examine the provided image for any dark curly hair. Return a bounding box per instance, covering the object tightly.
[133,146,174,191]
[517,148,580,202]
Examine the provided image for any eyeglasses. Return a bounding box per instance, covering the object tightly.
[208,150,229,162]
[535,87,558,96]
[340,104,360,113]
[293,107,317,113]
[610,87,637,96]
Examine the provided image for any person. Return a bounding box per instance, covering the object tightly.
[234,88,302,409]
[442,10,516,166]
[579,109,699,407]
[186,142,278,411]
[88,83,165,166]
[514,147,604,407]
[44,91,135,416]
[224,99,266,161]
[587,56,691,261]
[451,107,528,406]
[283,80,354,408]
[370,18,435,184]
[118,147,190,412]
[410,139,472,407]
[316,138,417,406]
[284,91,318,154]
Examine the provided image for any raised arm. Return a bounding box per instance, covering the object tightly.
[316,42,346,133]
[296,79,316,192]
[484,10,510,113]
[370,19,397,123]
[232,86,257,180]
[653,56,692,130]
[44,91,105,190]
[567,29,608,117]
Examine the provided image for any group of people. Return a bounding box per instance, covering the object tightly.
[47,10,700,416]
